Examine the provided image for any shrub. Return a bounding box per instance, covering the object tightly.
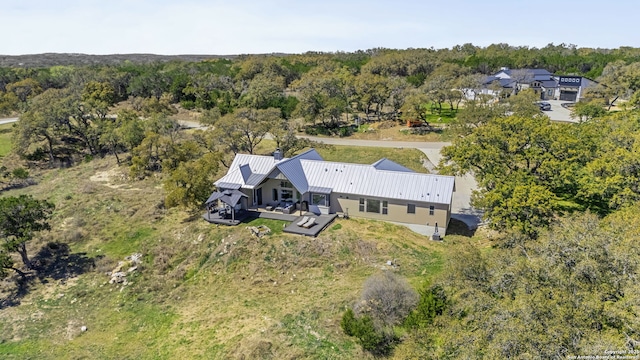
[341,309,394,355]
[11,167,29,179]
[337,126,353,137]
[404,284,448,329]
[355,271,418,327]
[180,100,196,110]
[342,272,418,355]
[340,308,358,336]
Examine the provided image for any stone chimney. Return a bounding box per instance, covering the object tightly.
[273,148,283,161]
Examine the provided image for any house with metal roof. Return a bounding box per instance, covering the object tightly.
[206,148,456,237]
[470,68,598,101]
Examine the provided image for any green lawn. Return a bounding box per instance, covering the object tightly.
[254,139,430,173]
[0,123,13,157]
[316,145,429,173]
[423,102,458,124]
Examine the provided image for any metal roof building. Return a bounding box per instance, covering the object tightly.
[216,149,454,205]
[298,160,454,205]
[209,149,456,238]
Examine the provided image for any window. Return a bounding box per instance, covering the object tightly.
[312,193,328,207]
[429,205,435,215]
[382,201,388,215]
[366,199,380,214]
[407,204,416,214]
[359,198,365,212]
[547,89,553,96]
[280,181,293,189]
[281,189,293,200]
[272,188,278,201]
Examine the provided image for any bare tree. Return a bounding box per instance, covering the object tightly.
[354,271,418,328]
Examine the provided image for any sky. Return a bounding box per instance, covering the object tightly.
[2,0,639,55]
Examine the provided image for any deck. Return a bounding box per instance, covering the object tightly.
[202,210,253,225]
[203,209,337,237]
[202,209,299,225]
[283,213,338,237]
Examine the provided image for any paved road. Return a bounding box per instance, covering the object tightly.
[0,117,19,125]
[544,100,575,123]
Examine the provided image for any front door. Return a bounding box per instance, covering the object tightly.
[256,188,263,206]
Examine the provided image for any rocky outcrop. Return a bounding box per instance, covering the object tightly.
[108,253,142,285]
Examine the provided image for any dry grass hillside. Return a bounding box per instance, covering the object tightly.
[0,149,479,359]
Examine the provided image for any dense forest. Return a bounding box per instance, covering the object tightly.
[2,43,640,358]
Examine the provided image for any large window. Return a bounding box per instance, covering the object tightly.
[359,198,388,214]
[366,199,380,213]
[272,189,278,201]
[280,181,293,189]
[407,204,416,214]
[312,193,328,207]
[281,189,293,200]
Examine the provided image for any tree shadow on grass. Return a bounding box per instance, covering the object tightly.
[0,242,96,310]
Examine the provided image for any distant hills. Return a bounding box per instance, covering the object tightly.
[0,53,247,67]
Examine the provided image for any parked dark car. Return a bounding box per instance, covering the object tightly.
[538,102,551,111]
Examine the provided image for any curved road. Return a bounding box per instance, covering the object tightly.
[0,117,18,125]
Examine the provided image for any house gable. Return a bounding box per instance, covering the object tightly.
[371,158,414,173]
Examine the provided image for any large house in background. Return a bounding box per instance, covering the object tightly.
[470,67,598,101]
[207,149,456,237]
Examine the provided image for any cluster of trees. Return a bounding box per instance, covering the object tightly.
[440,95,640,237]
[2,44,639,130]
[398,209,640,358]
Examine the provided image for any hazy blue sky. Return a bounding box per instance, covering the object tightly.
[2,0,638,55]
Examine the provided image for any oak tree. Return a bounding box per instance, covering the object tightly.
[0,195,54,271]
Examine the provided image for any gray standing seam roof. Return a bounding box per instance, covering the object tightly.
[300,160,454,205]
[308,186,333,194]
[216,182,241,190]
[212,150,455,205]
[541,80,558,88]
[205,189,247,206]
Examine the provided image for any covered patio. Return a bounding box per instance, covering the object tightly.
[204,189,248,225]
[202,208,299,226]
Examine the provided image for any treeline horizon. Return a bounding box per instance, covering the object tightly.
[2,43,640,75]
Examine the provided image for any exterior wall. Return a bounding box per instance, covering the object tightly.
[578,78,598,100]
[330,192,450,228]
[541,86,556,100]
[253,179,301,206]
[241,189,254,207]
